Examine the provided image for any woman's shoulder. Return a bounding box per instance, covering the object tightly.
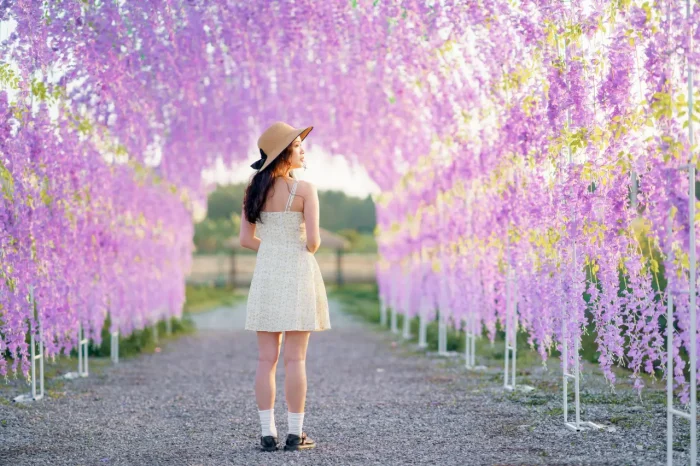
[295,180,317,195]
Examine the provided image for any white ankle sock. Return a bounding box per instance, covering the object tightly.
[258,409,277,438]
[287,411,305,436]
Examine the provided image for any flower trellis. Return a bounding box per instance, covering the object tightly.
[1,1,699,454]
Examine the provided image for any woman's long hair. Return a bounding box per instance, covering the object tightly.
[243,145,294,224]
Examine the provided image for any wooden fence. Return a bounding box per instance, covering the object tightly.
[187,252,378,287]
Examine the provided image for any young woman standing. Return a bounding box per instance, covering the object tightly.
[239,122,331,452]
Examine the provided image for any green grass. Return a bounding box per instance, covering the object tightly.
[328,284,648,376]
[3,283,239,387]
[184,284,244,314]
[82,314,195,359]
[328,283,651,394]
[330,283,507,354]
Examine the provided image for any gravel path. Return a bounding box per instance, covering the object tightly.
[0,299,688,465]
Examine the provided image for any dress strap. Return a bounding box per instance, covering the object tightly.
[284,180,299,212]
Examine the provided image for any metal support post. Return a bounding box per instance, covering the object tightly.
[666,172,697,464]
[14,286,44,403]
[402,269,412,340]
[380,296,387,327]
[152,320,159,343]
[667,2,697,462]
[390,273,399,334]
[438,271,458,357]
[562,225,601,430]
[465,312,476,369]
[503,266,531,391]
[64,322,89,379]
[402,309,411,339]
[110,329,119,364]
[438,269,449,355]
[562,312,602,431]
[503,265,516,390]
[438,312,447,354]
[418,294,428,348]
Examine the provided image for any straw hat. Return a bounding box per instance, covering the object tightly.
[251,122,313,172]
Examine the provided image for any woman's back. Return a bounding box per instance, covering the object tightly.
[245,175,330,333]
[255,178,306,250]
[261,177,304,213]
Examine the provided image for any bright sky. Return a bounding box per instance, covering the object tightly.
[202,145,381,198]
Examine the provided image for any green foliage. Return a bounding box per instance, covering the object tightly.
[184,283,243,313]
[193,215,238,252]
[336,229,377,253]
[0,63,20,90]
[195,183,377,253]
[84,314,195,359]
[330,283,464,352]
[318,189,376,233]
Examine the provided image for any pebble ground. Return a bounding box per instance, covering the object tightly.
[0,300,691,465]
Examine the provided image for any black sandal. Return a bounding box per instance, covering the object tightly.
[284,432,316,451]
[260,435,279,452]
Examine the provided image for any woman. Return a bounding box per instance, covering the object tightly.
[239,121,331,453]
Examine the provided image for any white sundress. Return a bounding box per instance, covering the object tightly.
[245,180,331,332]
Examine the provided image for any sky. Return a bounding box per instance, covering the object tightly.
[201,145,381,198]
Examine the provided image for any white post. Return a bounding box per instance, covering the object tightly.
[152,319,159,343]
[111,328,119,364]
[503,263,529,390]
[465,312,476,369]
[555,16,596,425]
[504,262,512,389]
[686,1,697,459]
[666,168,697,465]
[64,322,89,379]
[438,265,459,357]
[13,286,44,403]
[464,314,472,368]
[562,224,601,430]
[402,268,412,340]
[380,295,387,327]
[465,262,484,370]
[402,309,411,339]
[79,322,88,376]
[390,305,398,333]
[390,272,399,334]
[666,209,674,460]
[418,295,428,348]
[438,274,448,355]
[667,2,697,463]
[562,294,601,430]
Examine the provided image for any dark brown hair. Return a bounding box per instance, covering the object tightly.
[243,145,294,224]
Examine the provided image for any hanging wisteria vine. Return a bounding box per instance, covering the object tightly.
[1,1,699,407]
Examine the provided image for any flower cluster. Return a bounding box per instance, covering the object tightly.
[1,1,699,401]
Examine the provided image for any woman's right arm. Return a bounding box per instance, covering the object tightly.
[239,206,261,252]
[303,183,321,254]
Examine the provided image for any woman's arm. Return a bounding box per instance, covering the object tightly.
[239,206,261,252]
[303,183,321,254]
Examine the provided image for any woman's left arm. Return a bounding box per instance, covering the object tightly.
[239,206,261,252]
[303,183,321,254]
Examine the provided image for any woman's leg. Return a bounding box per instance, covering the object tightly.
[255,331,282,410]
[283,331,314,447]
[283,331,311,413]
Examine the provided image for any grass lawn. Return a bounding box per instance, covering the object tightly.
[328,283,666,390]
[184,284,245,314]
